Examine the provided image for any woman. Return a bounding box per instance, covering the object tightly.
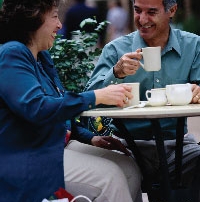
[0,0,142,202]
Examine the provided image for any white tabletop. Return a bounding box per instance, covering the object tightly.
[80,104,200,119]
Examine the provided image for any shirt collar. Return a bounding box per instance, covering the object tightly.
[132,31,147,50]
[132,27,181,57]
[164,27,181,57]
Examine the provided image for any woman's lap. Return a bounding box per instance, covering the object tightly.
[63,140,142,202]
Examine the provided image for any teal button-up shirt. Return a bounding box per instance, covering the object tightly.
[85,28,200,140]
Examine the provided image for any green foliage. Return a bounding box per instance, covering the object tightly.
[49,18,109,93]
[182,15,200,36]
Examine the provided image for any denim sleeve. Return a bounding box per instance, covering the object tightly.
[71,120,94,144]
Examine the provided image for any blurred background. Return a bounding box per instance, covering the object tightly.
[58,0,200,47]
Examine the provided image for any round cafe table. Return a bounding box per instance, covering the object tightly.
[80,104,200,202]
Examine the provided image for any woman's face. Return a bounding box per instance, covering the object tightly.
[33,7,62,52]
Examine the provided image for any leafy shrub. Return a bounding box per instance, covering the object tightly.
[49,18,109,93]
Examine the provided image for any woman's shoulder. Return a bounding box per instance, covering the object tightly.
[0,41,35,62]
[0,41,32,57]
[1,41,27,50]
[0,41,35,67]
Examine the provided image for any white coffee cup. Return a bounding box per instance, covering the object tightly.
[166,83,192,105]
[139,46,161,71]
[123,82,140,107]
[145,88,167,106]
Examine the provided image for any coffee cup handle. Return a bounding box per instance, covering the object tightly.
[138,52,144,68]
[145,90,151,101]
[139,61,144,68]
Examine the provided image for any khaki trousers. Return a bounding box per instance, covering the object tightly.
[64,140,142,202]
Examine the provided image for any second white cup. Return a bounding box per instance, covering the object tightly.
[145,88,167,106]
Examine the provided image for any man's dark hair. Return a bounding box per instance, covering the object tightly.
[163,0,177,11]
[132,0,177,12]
[0,0,60,44]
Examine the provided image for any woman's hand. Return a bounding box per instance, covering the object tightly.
[91,136,131,156]
[94,83,133,107]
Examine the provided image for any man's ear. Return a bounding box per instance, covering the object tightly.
[169,4,177,18]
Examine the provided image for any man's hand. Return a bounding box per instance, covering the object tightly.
[191,84,200,103]
[114,50,142,78]
[91,136,131,156]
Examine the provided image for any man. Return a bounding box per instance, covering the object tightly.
[85,0,200,191]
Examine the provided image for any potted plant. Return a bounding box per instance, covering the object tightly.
[49,18,109,93]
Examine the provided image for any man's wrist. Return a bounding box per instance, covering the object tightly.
[113,63,126,79]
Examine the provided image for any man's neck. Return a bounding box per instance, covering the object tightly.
[144,27,170,49]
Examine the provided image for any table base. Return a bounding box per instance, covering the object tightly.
[113,118,198,202]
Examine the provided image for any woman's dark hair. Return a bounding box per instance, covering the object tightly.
[0,0,60,44]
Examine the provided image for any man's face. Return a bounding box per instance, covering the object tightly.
[133,0,176,45]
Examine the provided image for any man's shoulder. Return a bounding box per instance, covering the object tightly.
[172,28,199,39]
[106,31,138,46]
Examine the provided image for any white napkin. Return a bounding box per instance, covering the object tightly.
[123,101,148,109]
[42,199,69,202]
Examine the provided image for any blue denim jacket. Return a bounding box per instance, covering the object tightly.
[0,41,95,202]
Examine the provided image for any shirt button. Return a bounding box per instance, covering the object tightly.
[111,81,114,84]
[89,105,92,109]
[156,79,160,83]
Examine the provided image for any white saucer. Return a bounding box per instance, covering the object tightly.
[123,101,149,109]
